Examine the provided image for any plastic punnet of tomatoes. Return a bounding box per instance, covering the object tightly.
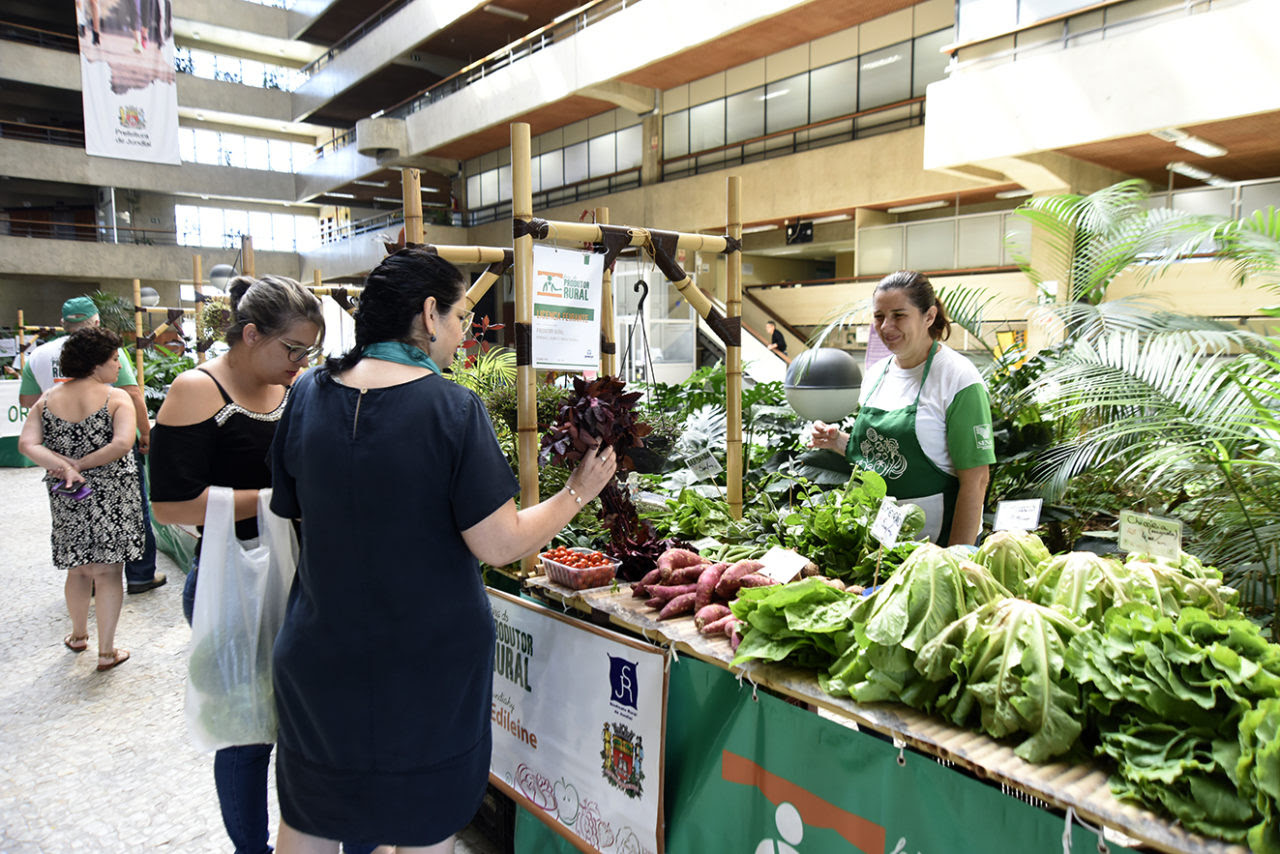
[538,546,620,590]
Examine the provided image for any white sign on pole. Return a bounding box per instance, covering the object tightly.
[488,589,665,853]
[0,380,29,438]
[1117,511,1183,561]
[532,245,604,372]
[758,546,809,584]
[870,499,905,549]
[687,450,723,481]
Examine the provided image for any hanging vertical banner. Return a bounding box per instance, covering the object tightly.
[76,0,180,165]
[532,245,604,371]
[487,589,666,854]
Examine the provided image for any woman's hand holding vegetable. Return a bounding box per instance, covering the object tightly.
[565,444,618,504]
[810,421,849,455]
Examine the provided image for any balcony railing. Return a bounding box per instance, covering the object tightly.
[463,166,641,227]
[309,128,357,163]
[299,0,412,77]
[1,218,180,245]
[0,19,78,52]
[0,120,84,148]
[384,0,642,120]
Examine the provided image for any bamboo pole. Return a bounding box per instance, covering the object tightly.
[726,178,743,520]
[436,246,511,265]
[193,255,205,364]
[597,206,616,377]
[527,219,729,254]
[313,269,322,290]
[402,168,423,245]
[132,278,145,386]
[512,123,539,575]
[242,236,255,278]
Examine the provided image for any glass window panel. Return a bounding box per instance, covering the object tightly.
[1018,0,1089,26]
[223,210,249,249]
[765,74,808,135]
[191,50,216,80]
[179,127,196,162]
[913,28,953,97]
[588,133,616,178]
[957,215,1001,268]
[539,149,563,189]
[858,226,903,275]
[272,213,295,251]
[563,141,589,185]
[249,212,273,249]
[1002,214,1031,266]
[663,110,689,159]
[466,174,482,207]
[810,58,858,123]
[292,142,312,170]
[616,124,642,171]
[725,87,764,144]
[222,133,246,168]
[198,207,224,248]
[529,155,542,193]
[905,219,955,271]
[651,321,694,363]
[241,59,265,88]
[480,169,498,206]
[1241,181,1280,217]
[688,100,725,153]
[294,216,318,251]
[1171,187,1232,218]
[175,205,200,246]
[243,136,269,170]
[860,42,911,110]
[268,139,292,172]
[956,0,1017,43]
[194,129,220,165]
[497,164,512,202]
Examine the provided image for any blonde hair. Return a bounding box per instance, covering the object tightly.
[224,275,324,346]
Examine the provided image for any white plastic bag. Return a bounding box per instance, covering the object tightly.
[185,487,297,752]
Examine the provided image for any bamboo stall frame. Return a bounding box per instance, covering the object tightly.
[509,122,746,523]
[598,206,617,377]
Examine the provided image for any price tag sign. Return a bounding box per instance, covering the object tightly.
[689,536,722,551]
[870,499,906,549]
[688,450,723,482]
[993,499,1043,532]
[1118,511,1182,561]
[758,546,808,584]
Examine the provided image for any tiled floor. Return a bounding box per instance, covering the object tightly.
[0,465,500,853]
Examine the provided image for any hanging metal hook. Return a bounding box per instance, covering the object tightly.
[633,279,649,313]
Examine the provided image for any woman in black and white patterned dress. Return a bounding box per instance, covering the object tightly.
[18,326,143,672]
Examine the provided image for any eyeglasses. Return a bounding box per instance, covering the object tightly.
[457,309,474,330]
[280,340,321,364]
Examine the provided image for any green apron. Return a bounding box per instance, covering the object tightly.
[846,342,960,543]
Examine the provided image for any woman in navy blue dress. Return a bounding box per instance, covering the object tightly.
[269,248,617,853]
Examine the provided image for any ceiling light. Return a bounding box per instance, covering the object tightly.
[352,180,389,187]
[483,4,529,21]
[995,188,1033,199]
[1149,128,1186,143]
[741,224,779,234]
[886,200,948,214]
[420,187,440,194]
[1166,161,1212,181]
[1205,176,1235,187]
[375,196,407,204]
[811,213,852,225]
[1151,128,1227,158]
[327,192,356,199]
[775,248,804,256]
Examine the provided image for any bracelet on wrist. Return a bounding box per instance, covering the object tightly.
[567,486,583,505]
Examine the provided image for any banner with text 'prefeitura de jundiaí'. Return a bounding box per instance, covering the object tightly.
[76,0,180,164]
[487,589,666,854]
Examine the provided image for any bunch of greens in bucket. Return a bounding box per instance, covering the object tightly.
[541,376,678,580]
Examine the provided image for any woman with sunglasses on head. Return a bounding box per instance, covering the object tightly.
[267,248,616,853]
[151,275,374,854]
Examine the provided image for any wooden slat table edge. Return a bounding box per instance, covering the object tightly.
[521,576,1248,854]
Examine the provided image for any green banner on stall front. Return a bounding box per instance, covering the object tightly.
[517,656,1141,854]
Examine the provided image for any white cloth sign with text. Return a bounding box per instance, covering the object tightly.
[488,589,665,854]
[532,245,604,372]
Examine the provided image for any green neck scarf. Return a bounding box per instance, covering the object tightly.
[362,340,442,375]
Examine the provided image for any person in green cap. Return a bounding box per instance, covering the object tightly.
[20,295,165,593]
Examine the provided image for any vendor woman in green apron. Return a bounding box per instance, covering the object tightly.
[811,270,995,545]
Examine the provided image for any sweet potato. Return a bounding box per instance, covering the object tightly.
[646,583,698,604]
[657,591,698,620]
[728,620,744,652]
[694,562,728,609]
[632,568,663,598]
[715,560,765,599]
[694,603,731,630]
[701,614,736,636]
[645,597,664,609]
[656,548,707,579]
[669,564,709,585]
[737,573,779,589]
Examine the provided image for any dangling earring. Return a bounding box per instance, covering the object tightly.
[429,334,436,342]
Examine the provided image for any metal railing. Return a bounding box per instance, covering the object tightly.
[0,19,78,52]
[464,166,641,226]
[384,0,641,119]
[299,0,412,77]
[949,0,1235,70]
[662,98,927,182]
[0,218,180,245]
[0,120,84,148]
[310,128,357,162]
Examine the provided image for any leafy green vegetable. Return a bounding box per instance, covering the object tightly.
[729,578,860,670]
[821,544,1007,710]
[916,597,1083,762]
[1239,697,1280,853]
[1026,551,1132,625]
[1066,603,1280,845]
[974,531,1051,595]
